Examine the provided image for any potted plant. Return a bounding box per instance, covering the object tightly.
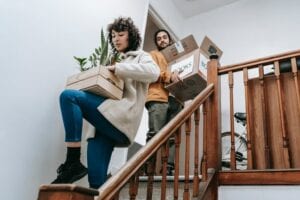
[73,28,121,71]
[66,28,124,100]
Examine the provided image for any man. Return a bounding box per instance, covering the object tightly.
[146,29,183,175]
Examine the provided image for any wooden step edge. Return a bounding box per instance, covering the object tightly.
[198,169,218,200]
[39,184,99,196]
[138,174,202,182]
[219,169,300,185]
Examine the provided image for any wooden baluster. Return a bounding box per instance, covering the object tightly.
[146,153,156,200]
[259,65,271,168]
[290,57,300,168]
[243,68,253,169]
[228,71,236,170]
[291,57,300,113]
[193,108,200,197]
[201,102,208,181]
[174,128,181,200]
[183,117,191,200]
[274,61,291,168]
[129,172,139,200]
[160,142,168,200]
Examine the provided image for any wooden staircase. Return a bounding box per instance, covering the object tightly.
[37,49,300,200]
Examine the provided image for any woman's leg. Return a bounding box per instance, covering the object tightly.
[57,89,129,186]
[59,89,106,143]
[52,89,106,184]
[84,105,129,188]
[87,131,114,189]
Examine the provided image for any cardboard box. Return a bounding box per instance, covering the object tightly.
[66,66,124,100]
[198,36,223,77]
[199,36,223,59]
[162,35,207,102]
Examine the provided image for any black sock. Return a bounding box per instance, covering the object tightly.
[65,147,81,164]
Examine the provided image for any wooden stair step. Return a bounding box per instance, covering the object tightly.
[219,169,300,185]
[37,184,98,200]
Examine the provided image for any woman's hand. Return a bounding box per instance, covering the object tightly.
[107,65,116,73]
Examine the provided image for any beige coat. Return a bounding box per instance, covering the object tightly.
[86,50,159,146]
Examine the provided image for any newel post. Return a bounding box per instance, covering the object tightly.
[206,55,221,170]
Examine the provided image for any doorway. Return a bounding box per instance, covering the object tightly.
[143,4,178,52]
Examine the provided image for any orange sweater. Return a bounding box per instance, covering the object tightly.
[146,50,172,103]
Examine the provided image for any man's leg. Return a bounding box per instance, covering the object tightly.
[145,101,168,176]
[146,101,168,141]
[166,96,183,175]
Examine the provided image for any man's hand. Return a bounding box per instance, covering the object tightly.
[171,70,181,83]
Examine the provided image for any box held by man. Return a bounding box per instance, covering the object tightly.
[162,35,207,102]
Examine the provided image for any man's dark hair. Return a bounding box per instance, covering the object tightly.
[154,29,173,49]
[107,17,141,53]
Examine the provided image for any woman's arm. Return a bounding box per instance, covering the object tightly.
[113,52,160,83]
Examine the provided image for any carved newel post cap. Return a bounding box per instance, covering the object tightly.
[209,53,219,60]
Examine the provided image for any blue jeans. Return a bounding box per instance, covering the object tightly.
[59,89,129,188]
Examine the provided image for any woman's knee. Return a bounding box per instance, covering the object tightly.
[60,89,80,102]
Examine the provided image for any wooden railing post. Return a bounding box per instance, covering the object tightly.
[207,57,221,170]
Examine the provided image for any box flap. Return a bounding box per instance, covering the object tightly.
[161,35,199,63]
[199,36,223,59]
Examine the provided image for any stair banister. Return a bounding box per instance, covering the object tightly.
[97,83,214,199]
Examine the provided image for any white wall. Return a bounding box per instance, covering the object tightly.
[179,0,300,132]
[219,186,300,200]
[150,0,186,38]
[0,0,149,199]
[183,0,300,65]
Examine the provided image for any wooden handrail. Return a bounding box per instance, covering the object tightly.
[218,49,300,75]
[97,83,214,200]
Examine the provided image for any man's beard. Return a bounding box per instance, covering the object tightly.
[157,43,169,51]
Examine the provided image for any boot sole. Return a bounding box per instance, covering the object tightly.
[68,170,88,183]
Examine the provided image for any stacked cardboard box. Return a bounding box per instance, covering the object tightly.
[162,35,222,102]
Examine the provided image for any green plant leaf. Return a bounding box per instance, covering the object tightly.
[100,38,109,65]
[101,28,105,50]
[93,53,97,59]
[73,27,120,71]
[95,48,100,55]
[73,56,87,63]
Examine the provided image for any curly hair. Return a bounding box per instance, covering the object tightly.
[107,17,141,53]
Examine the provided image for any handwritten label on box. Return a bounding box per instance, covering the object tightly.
[170,55,194,78]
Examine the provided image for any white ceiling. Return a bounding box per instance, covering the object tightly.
[171,0,241,18]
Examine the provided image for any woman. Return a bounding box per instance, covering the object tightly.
[52,17,159,189]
